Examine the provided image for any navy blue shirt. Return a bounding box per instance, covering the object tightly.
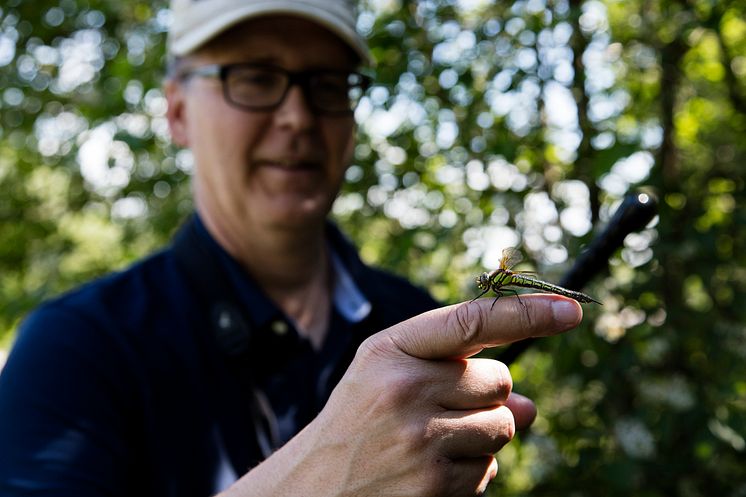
[0,216,439,496]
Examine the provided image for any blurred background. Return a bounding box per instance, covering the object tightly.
[0,0,744,494]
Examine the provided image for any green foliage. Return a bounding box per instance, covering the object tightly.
[1,0,745,494]
[0,0,189,334]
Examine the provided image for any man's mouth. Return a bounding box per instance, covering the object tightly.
[256,159,321,171]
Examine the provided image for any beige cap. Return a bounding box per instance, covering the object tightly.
[167,0,372,65]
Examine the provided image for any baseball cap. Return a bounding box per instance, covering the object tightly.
[167,0,372,65]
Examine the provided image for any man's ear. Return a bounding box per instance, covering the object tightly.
[165,78,189,147]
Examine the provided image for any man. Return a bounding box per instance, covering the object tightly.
[0,1,584,495]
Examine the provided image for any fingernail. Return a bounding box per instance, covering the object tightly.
[552,299,581,330]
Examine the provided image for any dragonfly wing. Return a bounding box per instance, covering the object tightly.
[500,247,523,271]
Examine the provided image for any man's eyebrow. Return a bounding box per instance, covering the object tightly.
[216,51,355,70]
[238,55,282,65]
[223,58,357,73]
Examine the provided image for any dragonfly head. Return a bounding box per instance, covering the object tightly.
[475,272,491,290]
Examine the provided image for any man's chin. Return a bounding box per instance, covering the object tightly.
[256,199,331,230]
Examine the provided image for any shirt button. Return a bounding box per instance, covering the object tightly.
[217,310,233,330]
[271,320,289,336]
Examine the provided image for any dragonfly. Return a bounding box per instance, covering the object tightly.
[473,247,601,308]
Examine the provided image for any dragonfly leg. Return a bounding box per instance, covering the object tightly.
[490,291,503,310]
[470,287,491,303]
[501,288,531,324]
[502,288,526,312]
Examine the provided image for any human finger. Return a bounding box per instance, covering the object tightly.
[431,405,516,459]
[382,294,582,360]
[504,392,537,431]
[439,456,498,497]
[420,358,512,410]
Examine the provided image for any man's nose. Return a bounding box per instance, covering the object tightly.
[274,84,316,131]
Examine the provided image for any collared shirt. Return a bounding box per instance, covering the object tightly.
[0,215,439,497]
[192,217,373,449]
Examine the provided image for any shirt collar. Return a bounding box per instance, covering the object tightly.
[194,215,371,326]
[330,250,372,323]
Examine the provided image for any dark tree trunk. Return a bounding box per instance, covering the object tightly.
[568,0,600,225]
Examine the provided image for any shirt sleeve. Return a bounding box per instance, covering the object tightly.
[0,304,138,497]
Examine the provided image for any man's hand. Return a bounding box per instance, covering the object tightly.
[223,295,582,497]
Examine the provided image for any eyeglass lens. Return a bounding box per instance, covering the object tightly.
[224,65,366,114]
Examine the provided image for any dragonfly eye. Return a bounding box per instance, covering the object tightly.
[476,273,489,289]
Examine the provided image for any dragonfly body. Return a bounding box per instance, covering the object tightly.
[477,268,601,304]
[474,248,601,306]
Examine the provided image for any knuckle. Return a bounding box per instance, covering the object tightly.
[447,302,485,347]
[356,334,385,359]
[384,372,423,406]
[354,334,394,368]
[354,337,426,403]
[491,360,513,400]
[402,422,452,495]
[420,458,452,497]
[512,297,535,331]
[492,406,516,449]
[401,418,430,451]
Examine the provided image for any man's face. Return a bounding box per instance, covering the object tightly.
[166,16,358,235]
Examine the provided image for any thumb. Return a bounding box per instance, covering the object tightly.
[381,295,582,360]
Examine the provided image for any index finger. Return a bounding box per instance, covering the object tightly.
[382,294,582,360]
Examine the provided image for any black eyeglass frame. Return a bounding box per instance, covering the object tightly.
[177,63,373,116]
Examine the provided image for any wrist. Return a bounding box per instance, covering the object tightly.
[216,416,349,497]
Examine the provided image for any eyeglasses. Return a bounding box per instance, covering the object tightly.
[177,63,372,116]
